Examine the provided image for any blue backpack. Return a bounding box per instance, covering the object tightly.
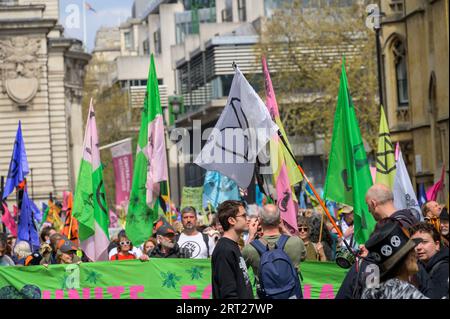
[250,235,303,299]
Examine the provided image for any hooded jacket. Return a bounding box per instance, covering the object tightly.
[415,247,449,299]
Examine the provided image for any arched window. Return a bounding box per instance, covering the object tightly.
[393,39,409,106]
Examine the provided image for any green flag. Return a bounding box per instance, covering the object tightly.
[72,99,110,261]
[323,60,376,244]
[375,106,396,189]
[126,54,168,245]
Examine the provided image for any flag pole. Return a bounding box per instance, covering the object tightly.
[0,176,4,233]
[318,209,325,244]
[277,131,343,238]
[82,0,87,52]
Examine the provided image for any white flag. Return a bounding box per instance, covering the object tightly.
[195,68,278,189]
[393,144,423,221]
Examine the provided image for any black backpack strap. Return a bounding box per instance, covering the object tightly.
[250,239,268,256]
[202,233,210,258]
[276,234,289,250]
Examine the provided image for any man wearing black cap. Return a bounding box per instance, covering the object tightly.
[361,222,428,299]
[150,218,188,258]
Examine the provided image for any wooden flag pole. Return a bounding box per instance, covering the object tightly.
[318,209,325,244]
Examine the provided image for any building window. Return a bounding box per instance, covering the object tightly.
[221,0,233,22]
[0,0,18,4]
[154,29,161,55]
[143,38,150,55]
[238,0,246,22]
[389,0,404,14]
[124,31,133,50]
[393,39,409,106]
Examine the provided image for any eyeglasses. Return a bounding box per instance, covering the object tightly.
[235,213,247,219]
[120,241,131,246]
[298,227,309,232]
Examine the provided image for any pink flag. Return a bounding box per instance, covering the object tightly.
[426,164,446,201]
[2,203,18,237]
[263,57,299,235]
[111,138,133,208]
[62,191,71,212]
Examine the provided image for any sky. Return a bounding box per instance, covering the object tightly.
[59,0,135,52]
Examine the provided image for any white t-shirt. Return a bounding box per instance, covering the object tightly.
[177,232,215,259]
[108,246,142,259]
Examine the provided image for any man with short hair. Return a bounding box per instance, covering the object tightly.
[211,200,254,299]
[422,201,443,219]
[422,201,443,233]
[365,184,419,231]
[176,207,215,259]
[242,204,305,298]
[410,222,449,299]
[151,218,187,258]
[336,184,420,299]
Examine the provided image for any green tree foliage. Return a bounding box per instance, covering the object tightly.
[256,0,379,152]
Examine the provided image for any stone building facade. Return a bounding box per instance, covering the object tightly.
[0,0,90,203]
[379,0,449,195]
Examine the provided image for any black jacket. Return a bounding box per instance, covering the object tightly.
[150,244,182,258]
[337,212,420,299]
[415,247,449,299]
[211,237,254,299]
[336,256,377,299]
[374,209,419,233]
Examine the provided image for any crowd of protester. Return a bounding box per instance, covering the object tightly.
[1,186,448,299]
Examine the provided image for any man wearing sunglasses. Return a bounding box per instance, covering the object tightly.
[211,200,254,299]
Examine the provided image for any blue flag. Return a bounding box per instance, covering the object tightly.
[255,184,263,207]
[417,183,427,207]
[18,190,40,250]
[203,171,240,210]
[31,200,42,224]
[3,121,29,200]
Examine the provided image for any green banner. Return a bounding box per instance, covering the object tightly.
[0,259,347,299]
[181,187,204,213]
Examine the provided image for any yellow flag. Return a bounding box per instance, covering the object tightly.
[376,106,396,189]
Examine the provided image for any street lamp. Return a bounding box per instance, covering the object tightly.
[366,3,385,108]
[169,95,184,126]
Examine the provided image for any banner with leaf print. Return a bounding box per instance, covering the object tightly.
[0,259,346,299]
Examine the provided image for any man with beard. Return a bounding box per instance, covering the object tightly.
[176,207,215,259]
[150,218,188,258]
